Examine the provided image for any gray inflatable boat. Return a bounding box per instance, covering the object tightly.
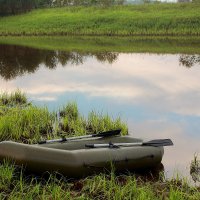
[0,133,173,177]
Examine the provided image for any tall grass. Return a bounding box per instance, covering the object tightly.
[0,90,27,107]
[190,154,200,183]
[0,3,200,36]
[59,103,128,136]
[0,92,128,143]
[0,106,54,143]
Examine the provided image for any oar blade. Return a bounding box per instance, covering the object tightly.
[143,139,173,147]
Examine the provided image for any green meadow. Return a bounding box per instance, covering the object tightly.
[0,3,200,36]
[0,91,200,199]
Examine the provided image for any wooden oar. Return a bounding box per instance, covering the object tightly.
[38,129,121,144]
[85,139,173,148]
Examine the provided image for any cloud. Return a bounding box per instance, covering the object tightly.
[32,96,57,102]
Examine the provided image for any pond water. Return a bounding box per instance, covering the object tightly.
[0,38,200,183]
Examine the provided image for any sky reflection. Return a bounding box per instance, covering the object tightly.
[0,51,200,181]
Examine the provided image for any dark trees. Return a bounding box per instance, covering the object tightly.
[0,0,37,16]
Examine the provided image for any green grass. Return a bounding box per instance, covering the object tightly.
[1,36,200,54]
[59,103,128,136]
[0,91,128,143]
[0,91,199,199]
[0,3,200,36]
[190,154,200,183]
[0,160,200,200]
[0,106,54,143]
[0,90,28,107]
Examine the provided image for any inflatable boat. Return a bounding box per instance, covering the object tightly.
[0,131,173,177]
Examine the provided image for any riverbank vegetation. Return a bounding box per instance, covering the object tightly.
[0,90,128,143]
[0,91,200,199]
[1,36,200,54]
[190,154,200,183]
[0,3,200,36]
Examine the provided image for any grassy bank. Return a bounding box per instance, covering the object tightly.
[0,91,127,143]
[0,91,200,199]
[1,36,200,54]
[0,3,200,36]
[1,161,200,200]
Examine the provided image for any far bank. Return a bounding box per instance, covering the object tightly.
[0,3,200,36]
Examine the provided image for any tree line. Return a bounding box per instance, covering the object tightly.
[0,0,125,16]
[0,0,38,16]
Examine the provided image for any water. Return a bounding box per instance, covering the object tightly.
[0,41,200,183]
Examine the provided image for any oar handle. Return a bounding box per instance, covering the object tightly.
[85,144,95,148]
[85,143,120,148]
[38,138,67,144]
[38,129,121,144]
[93,129,121,137]
[85,139,173,148]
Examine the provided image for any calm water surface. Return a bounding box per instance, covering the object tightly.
[0,43,200,182]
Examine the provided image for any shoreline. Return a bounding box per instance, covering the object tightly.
[1,33,200,37]
[1,35,200,54]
